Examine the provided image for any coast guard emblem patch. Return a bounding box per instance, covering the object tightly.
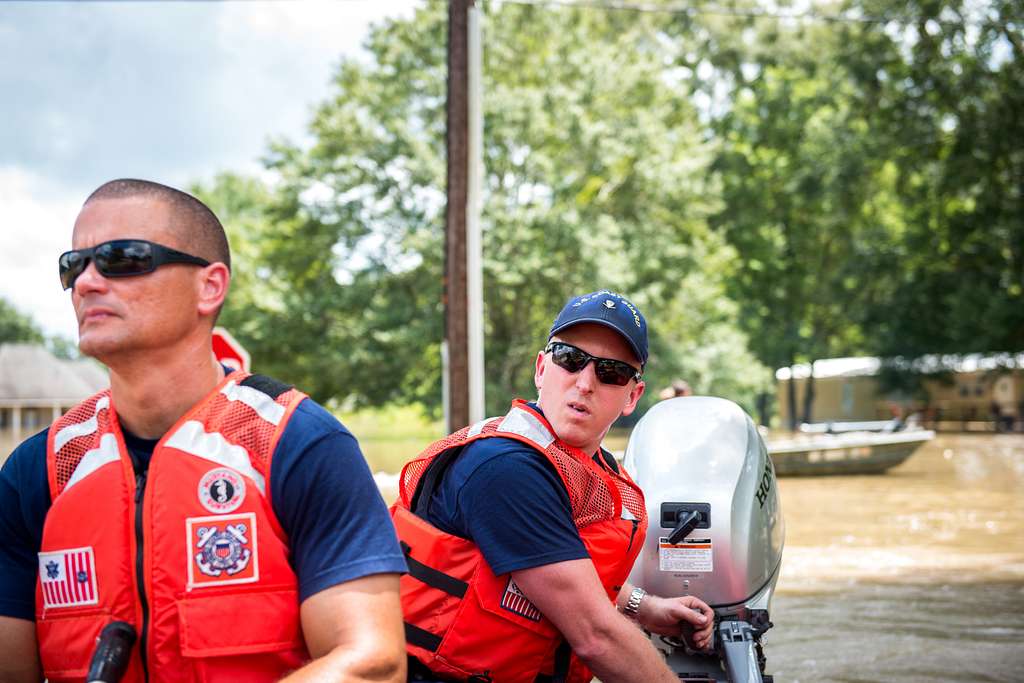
[186,512,259,589]
[198,467,245,514]
[38,547,99,608]
[500,578,541,622]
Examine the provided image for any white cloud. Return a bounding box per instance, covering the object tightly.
[0,166,81,339]
[0,0,417,339]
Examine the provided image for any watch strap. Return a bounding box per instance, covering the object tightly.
[622,586,646,617]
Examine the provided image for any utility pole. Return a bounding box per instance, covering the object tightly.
[444,0,484,432]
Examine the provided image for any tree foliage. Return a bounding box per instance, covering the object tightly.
[203,3,771,417]
[0,296,78,359]
[197,0,1020,425]
[840,0,1024,357]
[0,297,44,346]
[681,0,1022,422]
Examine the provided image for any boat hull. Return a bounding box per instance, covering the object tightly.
[767,431,935,476]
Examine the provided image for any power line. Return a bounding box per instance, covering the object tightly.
[486,0,997,28]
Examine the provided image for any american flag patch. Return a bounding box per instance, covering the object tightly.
[500,578,541,622]
[38,547,99,608]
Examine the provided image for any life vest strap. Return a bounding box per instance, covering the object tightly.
[534,640,571,683]
[410,444,469,517]
[240,374,294,399]
[405,622,443,652]
[401,542,469,598]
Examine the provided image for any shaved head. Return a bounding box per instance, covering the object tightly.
[85,178,231,271]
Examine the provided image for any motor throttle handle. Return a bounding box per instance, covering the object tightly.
[86,621,136,683]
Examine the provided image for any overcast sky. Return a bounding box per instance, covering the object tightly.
[0,0,415,341]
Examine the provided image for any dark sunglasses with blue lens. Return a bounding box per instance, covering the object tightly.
[544,341,642,386]
[59,239,211,290]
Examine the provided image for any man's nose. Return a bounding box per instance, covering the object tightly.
[574,361,598,393]
[73,259,108,295]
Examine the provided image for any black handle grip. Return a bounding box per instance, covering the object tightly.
[668,509,702,544]
[86,621,136,683]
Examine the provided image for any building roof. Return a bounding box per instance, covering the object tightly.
[0,343,108,402]
[776,352,1024,381]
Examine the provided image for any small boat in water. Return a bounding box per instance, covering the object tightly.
[767,428,935,476]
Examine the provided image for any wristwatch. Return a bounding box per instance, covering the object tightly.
[622,586,646,617]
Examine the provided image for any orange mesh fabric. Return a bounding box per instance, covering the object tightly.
[190,385,304,485]
[613,474,646,522]
[51,391,113,495]
[50,378,306,500]
[399,406,645,530]
[399,425,474,508]
[546,441,617,528]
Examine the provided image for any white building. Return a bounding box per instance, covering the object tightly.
[775,353,1023,430]
[0,343,109,460]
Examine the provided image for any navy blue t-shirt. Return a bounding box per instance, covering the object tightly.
[422,405,592,575]
[0,397,406,621]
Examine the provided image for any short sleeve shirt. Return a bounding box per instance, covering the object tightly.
[0,396,406,621]
[421,405,591,575]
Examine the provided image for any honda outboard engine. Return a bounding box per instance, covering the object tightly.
[623,396,784,682]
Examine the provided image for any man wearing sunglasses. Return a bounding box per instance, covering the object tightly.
[0,179,407,683]
[393,290,713,683]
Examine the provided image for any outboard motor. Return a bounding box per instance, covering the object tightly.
[623,397,784,682]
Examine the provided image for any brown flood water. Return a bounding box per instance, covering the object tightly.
[372,433,1024,681]
[766,434,1024,682]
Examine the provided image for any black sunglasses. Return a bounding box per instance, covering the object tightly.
[59,239,211,290]
[544,341,642,386]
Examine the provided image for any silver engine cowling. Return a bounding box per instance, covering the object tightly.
[623,396,784,682]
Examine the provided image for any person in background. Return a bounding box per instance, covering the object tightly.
[393,290,713,683]
[658,378,693,401]
[0,179,407,683]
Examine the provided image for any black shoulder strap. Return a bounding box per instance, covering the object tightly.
[409,444,467,518]
[597,447,620,474]
[240,374,294,400]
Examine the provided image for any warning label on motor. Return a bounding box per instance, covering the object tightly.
[658,537,713,572]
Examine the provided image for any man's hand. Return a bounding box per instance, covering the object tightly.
[631,591,714,652]
[280,573,405,683]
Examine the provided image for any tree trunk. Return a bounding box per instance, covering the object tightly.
[756,391,770,428]
[800,360,816,426]
[787,366,799,432]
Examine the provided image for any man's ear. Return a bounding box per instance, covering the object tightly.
[620,380,646,417]
[196,263,230,318]
[534,350,547,392]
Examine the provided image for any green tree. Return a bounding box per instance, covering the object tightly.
[477,5,763,413]
[838,0,1024,359]
[683,0,1022,425]
[706,19,891,426]
[0,296,77,359]
[0,297,44,345]
[199,3,772,417]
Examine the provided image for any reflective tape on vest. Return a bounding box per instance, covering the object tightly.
[53,395,109,454]
[165,420,267,496]
[64,432,120,493]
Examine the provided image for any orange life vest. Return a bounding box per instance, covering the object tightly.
[37,371,308,683]
[392,400,648,683]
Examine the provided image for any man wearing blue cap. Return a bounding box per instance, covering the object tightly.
[392,290,713,683]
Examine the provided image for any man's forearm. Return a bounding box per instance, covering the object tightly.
[616,581,637,611]
[569,606,676,683]
[514,561,677,683]
[0,617,42,683]
[278,646,404,683]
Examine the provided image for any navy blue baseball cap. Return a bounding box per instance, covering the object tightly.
[548,290,648,368]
